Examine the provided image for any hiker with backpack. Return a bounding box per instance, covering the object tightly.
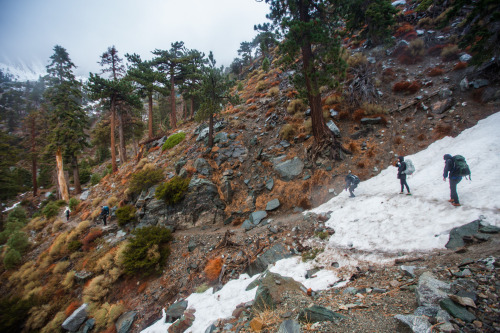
[100,205,110,226]
[345,170,360,198]
[396,156,412,195]
[443,154,470,207]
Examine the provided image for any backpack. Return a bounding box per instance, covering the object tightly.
[452,155,471,179]
[350,174,360,185]
[103,206,110,215]
[403,159,415,175]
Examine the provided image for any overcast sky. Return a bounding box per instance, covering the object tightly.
[0,0,270,77]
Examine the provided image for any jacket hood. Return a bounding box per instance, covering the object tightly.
[443,154,452,160]
[398,156,404,162]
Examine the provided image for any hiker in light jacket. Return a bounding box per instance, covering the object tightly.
[443,154,462,206]
[396,156,411,195]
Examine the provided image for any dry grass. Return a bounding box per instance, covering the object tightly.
[82,228,103,252]
[433,123,453,139]
[279,124,296,141]
[26,216,49,231]
[362,102,387,115]
[427,67,445,77]
[83,275,110,303]
[65,301,81,317]
[453,62,468,70]
[52,260,70,274]
[353,109,366,122]
[338,110,350,121]
[347,52,368,68]
[393,136,403,145]
[62,271,75,290]
[287,99,307,115]
[267,86,279,97]
[204,257,223,281]
[348,142,358,153]
[256,80,268,91]
[107,196,118,207]
[441,45,459,61]
[417,133,426,141]
[324,94,343,105]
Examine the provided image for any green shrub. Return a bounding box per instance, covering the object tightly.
[262,57,270,72]
[3,248,22,269]
[7,207,27,224]
[68,198,79,211]
[301,248,323,262]
[90,173,102,186]
[162,132,186,151]
[116,205,137,227]
[122,226,173,276]
[67,240,82,253]
[42,201,60,218]
[237,82,244,91]
[315,231,329,240]
[79,168,91,184]
[55,200,67,207]
[0,297,35,332]
[7,231,30,253]
[128,168,164,195]
[155,176,191,205]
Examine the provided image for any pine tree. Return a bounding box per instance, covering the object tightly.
[263,0,347,157]
[196,52,238,147]
[153,42,188,130]
[88,46,141,172]
[44,45,88,198]
[178,49,207,120]
[125,53,160,139]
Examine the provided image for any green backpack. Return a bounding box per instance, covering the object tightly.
[452,155,471,179]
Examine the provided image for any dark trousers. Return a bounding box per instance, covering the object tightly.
[349,184,357,196]
[400,177,410,193]
[449,177,462,203]
[102,215,107,226]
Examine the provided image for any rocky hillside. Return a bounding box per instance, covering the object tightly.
[1,2,500,333]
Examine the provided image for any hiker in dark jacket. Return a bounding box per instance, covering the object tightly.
[100,206,110,226]
[443,154,462,206]
[344,170,359,198]
[396,156,411,195]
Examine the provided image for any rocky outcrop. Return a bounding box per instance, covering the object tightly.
[62,303,88,332]
[137,177,225,231]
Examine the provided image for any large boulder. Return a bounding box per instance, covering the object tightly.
[298,305,346,323]
[416,272,451,307]
[62,303,88,332]
[246,244,291,276]
[138,177,225,230]
[274,157,304,181]
[115,311,136,333]
[250,272,306,311]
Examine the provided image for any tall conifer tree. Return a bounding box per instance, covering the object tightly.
[44,45,88,197]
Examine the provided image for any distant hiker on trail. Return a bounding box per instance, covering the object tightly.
[396,156,411,195]
[345,171,360,198]
[65,208,70,222]
[443,154,464,207]
[100,205,110,226]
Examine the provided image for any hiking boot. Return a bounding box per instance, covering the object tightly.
[349,194,356,198]
[399,192,404,194]
[448,199,454,202]
[452,203,461,207]
[406,193,412,196]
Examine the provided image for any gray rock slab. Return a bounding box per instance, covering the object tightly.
[277,319,301,333]
[445,220,480,250]
[62,303,88,332]
[274,157,304,181]
[115,311,136,333]
[250,211,268,225]
[416,272,451,307]
[298,305,346,323]
[266,199,280,211]
[165,300,188,323]
[439,298,476,323]
[394,314,432,333]
[246,244,291,276]
[326,120,340,137]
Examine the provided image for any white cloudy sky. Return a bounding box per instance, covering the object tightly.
[0,0,270,77]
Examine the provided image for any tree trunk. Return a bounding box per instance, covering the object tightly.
[30,116,38,197]
[118,111,127,163]
[208,113,214,147]
[170,65,177,129]
[299,3,331,144]
[110,97,118,172]
[72,154,81,194]
[56,147,69,201]
[148,93,153,139]
[190,97,194,119]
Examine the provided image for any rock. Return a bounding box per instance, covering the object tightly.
[471,79,489,89]
[62,303,88,332]
[115,311,136,333]
[277,319,301,333]
[400,265,416,277]
[242,220,254,231]
[460,54,472,62]
[214,132,228,144]
[478,223,500,234]
[298,305,346,323]
[194,158,212,176]
[252,272,306,312]
[448,294,476,308]
[274,157,304,181]
[431,98,455,114]
[79,190,90,201]
[394,314,432,333]
[266,199,280,211]
[165,300,188,323]
[439,298,476,323]
[326,120,341,137]
[460,77,469,91]
[204,324,217,333]
[168,309,195,333]
[360,117,383,125]
[246,245,292,277]
[416,272,451,307]
[76,318,95,333]
[250,211,268,225]
[196,127,209,142]
[445,220,481,250]
[266,178,274,191]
